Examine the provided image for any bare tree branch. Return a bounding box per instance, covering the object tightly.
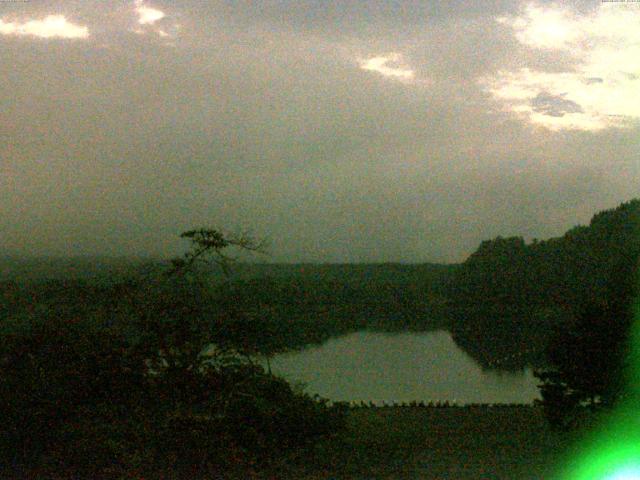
[167,228,268,278]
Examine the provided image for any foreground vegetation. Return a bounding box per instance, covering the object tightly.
[0,231,347,479]
[449,198,640,370]
[0,199,638,477]
[294,405,566,479]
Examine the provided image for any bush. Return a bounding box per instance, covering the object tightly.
[0,315,148,477]
[0,310,345,479]
[1,229,346,478]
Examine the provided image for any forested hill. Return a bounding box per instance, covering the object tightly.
[448,198,640,370]
[0,257,455,284]
[210,263,456,350]
[0,259,457,351]
[2,200,637,370]
[0,256,156,282]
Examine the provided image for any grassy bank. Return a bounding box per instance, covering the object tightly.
[296,405,568,479]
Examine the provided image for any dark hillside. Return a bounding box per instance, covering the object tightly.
[448,199,640,370]
[0,261,457,355]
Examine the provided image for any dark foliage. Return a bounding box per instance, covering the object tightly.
[448,198,640,370]
[0,229,345,479]
[534,252,639,429]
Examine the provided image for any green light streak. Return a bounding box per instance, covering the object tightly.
[557,271,640,480]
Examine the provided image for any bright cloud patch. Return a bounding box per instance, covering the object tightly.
[135,1,166,25]
[360,54,415,81]
[497,4,581,50]
[132,1,175,40]
[0,15,89,39]
[484,2,640,131]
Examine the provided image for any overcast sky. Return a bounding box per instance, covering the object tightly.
[1,1,639,262]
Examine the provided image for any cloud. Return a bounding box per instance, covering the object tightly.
[530,92,583,118]
[135,1,166,25]
[131,1,177,40]
[0,15,89,39]
[496,3,581,50]
[359,53,415,81]
[483,2,640,131]
[0,0,636,262]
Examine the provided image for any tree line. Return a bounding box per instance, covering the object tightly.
[0,230,346,479]
[447,199,640,427]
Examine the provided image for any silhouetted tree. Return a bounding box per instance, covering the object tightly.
[448,198,640,371]
[0,228,345,479]
[535,254,639,429]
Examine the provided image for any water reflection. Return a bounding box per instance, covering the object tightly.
[267,330,540,404]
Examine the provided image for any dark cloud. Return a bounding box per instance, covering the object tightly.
[531,92,583,118]
[172,0,518,34]
[0,1,638,262]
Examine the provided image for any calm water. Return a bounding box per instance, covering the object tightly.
[267,330,541,404]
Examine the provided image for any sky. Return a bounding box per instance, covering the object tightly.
[1,0,639,263]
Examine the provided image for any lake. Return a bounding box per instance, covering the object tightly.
[267,330,541,405]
